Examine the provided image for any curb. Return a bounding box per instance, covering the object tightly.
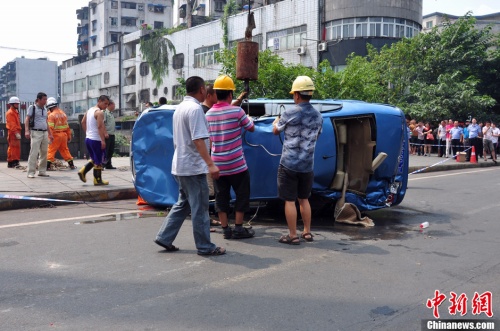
[408,161,498,174]
[0,188,138,211]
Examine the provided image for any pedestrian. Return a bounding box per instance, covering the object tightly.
[414,121,424,156]
[467,118,481,162]
[154,76,225,256]
[477,121,484,157]
[423,122,434,156]
[103,99,117,169]
[409,119,417,155]
[449,120,464,157]
[491,122,499,155]
[445,119,453,157]
[46,97,76,170]
[272,76,323,245]
[482,120,497,163]
[24,92,53,178]
[78,95,110,185]
[206,75,255,240]
[6,96,23,168]
[462,120,470,160]
[437,120,447,157]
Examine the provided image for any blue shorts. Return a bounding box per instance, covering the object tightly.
[85,138,105,166]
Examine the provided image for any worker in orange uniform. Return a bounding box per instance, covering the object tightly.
[6,96,23,168]
[46,97,76,170]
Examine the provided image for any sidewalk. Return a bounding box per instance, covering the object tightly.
[0,154,497,211]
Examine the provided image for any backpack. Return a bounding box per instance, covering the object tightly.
[28,105,44,128]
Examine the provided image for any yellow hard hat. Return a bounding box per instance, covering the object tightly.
[213,75,236,91]
[289,76,315,95]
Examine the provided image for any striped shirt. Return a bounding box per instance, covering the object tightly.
[206,103,254,176]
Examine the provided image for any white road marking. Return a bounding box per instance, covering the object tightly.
[409,167,498,181]
[0,211,142,229]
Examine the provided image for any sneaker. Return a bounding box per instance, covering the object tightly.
[222,226,233,239]
[27,174,35,178]
[38,173,50,177]
[231,226,255,239]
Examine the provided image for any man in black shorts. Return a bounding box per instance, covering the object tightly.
[272,76,323,245]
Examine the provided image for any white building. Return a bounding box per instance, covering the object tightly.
[0,57,59,121]
[61,0,423,119]
[422,12,500,34]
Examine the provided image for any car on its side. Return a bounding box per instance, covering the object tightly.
[131,99,408,212]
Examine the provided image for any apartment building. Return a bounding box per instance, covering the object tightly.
[0,57,59,122]
[422,11,500,34]
[60,0,423,118]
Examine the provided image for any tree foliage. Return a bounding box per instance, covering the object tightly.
[139,28,176,88]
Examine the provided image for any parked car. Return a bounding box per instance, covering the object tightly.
[131,99,408,212]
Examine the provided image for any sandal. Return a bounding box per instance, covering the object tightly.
[154,240,179,252]
[210,219,221,226]
[198,247,226,256]
[301,232,314,242]
[278,235,300,245]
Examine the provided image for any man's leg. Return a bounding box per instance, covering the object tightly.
[38,132,49,174]
[298,198,312,235]
[180,175,216,254]
[27,131,42,176]
[284,200,298,238]
[231,171,254,238]
[156,177,191,246]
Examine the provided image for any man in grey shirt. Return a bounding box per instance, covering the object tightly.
[155,76,226,256]
[24,92,53,178]
[103,100,116,169]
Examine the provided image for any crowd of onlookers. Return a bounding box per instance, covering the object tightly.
[406,117,498,163]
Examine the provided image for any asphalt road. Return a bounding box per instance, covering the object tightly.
[0,167,499,331]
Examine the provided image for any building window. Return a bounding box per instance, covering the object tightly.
[148,4,164,13]
[110,32,119,43]
[138,4,144,11]
[111,1,118,9]
[172,53,184,69]
[139,62,149,76]
[426,21,433,29]
[139,89,150,103]
[122,2,137,9]
[92,5,96,15]
[75,78,87,93]
[229,34,263,50]
[194,44,220,68]
[104,72,110,84]
[163,87,168,95]
[154,21,164,29]
[88,74,102,90]
[62,82,74,95]
[121,17,137,26]
[325,17,420,40]
[215,0,225,12]
[267,25,306,51]
[92,20,97,31]
[110,17,118,27]
[75,99,88,113]
[152,88,158,96]
[172,85,182,100]
[92,38,97,46]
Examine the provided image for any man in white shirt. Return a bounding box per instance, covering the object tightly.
[482,120,497,163]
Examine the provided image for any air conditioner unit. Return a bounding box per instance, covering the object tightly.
[318,42,327,52]
[297,46,306,55]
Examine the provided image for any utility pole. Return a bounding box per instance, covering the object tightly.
[118,33,123,117]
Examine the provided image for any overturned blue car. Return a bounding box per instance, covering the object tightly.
[131,99,408,216]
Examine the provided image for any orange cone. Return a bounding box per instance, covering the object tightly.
[470,146,477,163]
[136,195,148,205]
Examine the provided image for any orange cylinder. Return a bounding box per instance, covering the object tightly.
[236,41,259,81]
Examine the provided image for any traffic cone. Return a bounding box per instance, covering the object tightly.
[470,146,477,163]
[136,195,148,205]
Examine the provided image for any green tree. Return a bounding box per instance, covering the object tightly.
[139,28,177,88]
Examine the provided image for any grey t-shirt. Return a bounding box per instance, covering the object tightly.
[171,96,210,176]
[28,104,48,130]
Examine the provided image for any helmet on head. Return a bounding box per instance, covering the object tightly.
[213,75,236,91]
[8,96,20,104]
[289,76,315,95]
[47,97,58,109]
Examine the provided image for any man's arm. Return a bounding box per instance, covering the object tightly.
[96,110,107,149]
[81,112,87,132]
[193,138,219,180]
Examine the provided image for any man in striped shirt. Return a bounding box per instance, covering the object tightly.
[206,75,255,239]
